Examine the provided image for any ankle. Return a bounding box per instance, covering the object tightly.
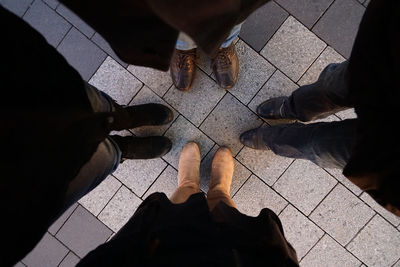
[177,181,200,192]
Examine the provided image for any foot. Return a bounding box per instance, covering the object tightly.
[257,96,293,120]
[240,128,270,150]
[113,103,174,130]
[110,135,172,160]
[177,142,201,189]
[212,43,239,90]
[170,48,197,91]
[209,147,234,195]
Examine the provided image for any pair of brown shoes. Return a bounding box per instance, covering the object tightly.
[170,43,239,91]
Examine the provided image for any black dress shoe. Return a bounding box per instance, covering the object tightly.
[257,96,292,120]
[240,128,270,150]
[110,135,172,160]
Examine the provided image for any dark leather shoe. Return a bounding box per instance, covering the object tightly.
[212,43,239,90]
[110,135,172,160]
[257,96,293,120]
[240,128,270,150]
[170,48,197,91]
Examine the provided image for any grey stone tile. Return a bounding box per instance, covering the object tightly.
[361,192,400,227]
[233,175,288,217]
[113,157,167,197]
[91,32,128,67]
[325,167,362,196]
[57,28,106,81]
[56,205,112,258]
[298,46,345,86]
[56,4,94,38]
[78,175,122,216]
[273,159,337,215]
[279,205,324,259]
[312,0,365,58]
[163,115,214,168]
[394,259,400,267]
[229,40,275,105]
[276,0,334,28]
[335,108,357,120]
[22,232,68,267]
[129,86,178,137]
[261,16,326,81]
[98,186,142,232]
[196,49,213,75]
[1,0,33,17]
[143,165,178,199]
[347,215,400,267]
[13,262,26,267]
[236,144,293,186]
[364,0,371,7]
[240,1,288,52]
[300,235,361,267]
[199,145,251,196]
[310,184,375,245]
[89,56,142,105]
[127,65,172,97]
[248,70,298,125]
[164,69,225,126]
[200,93,263,155]
[59,252,80,267]
[42,0,58,9]
[48,203,78,235]
[23,0,71,47]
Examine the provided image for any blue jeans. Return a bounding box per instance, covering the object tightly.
[175,23,243,50]
[62,84,121,208]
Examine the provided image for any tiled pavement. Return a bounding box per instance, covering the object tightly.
[2,0,400,266]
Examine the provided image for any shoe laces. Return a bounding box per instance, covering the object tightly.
[176,50,196,71]
[212,47,233,71]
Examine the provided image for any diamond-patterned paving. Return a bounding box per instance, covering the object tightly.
[2,0,399,266]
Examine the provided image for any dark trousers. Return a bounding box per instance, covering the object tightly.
[268,61,357,169]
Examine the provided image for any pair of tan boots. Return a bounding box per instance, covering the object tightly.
[170,142,236,209]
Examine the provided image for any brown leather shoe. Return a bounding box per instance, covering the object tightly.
[212,43,239,90]
[170,48,197,91]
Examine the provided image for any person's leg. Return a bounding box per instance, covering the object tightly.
[170,142,201,204]
[257,61,353,122]
[207,147,236,210]
[241,119,357,169]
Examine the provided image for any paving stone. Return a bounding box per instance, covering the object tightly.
[164,69,225,126]
[13,262,26,267]
[229,40,275,104]
[48,203,78,235]
[347,215,400,267]
[57,28,106,81]
[310,184,375,245]
[261,16,326,82]
[300,235,361,267]
[98,186,142,232]
[364,0,371,7]
[233,175,287,217]
[78,175,122,216]
[279,205,324,259]
[89,56,142,105]
[275,0,334,28]
[196,49,213,75]
[394,259,400,267]
[163,116,214,168]
[23,0,70,47]
[22,232,68,267]
[1,0,33,17]
[56,205,112,258]
[312,0,365,58]
[248,70,298,125]
[325,167,362,196]
[240,1,288,52]
[58,252,80,267]
[273,159,337,215]
[361,192,400,227]
[199,145,251,196]
[127,65,172,97]
[56,4,94,38]
[91,32,128,67]
[42,0,58,9]
[335,108,357,120]
[200,93,262,155]
[298,46,345,86]
[113,157,167,197]
[143,165,178,199]
[129,86,178,137]
[236,144,293,186]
